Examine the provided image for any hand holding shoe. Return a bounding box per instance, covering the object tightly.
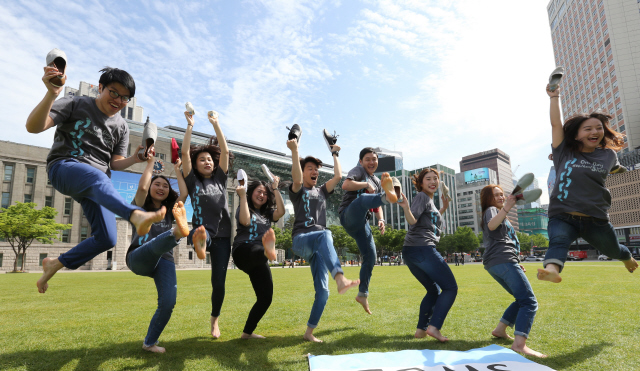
[236,185,246,198]
[184,111,194,127]
[42,67,63,97]
[286,139,298,152]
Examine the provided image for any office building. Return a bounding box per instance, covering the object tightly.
[455,168,498,233]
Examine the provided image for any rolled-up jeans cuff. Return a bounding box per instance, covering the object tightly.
[331,267,343,279]
[514,330,529,338]
[143,340,159,348]
[306,322,318,329]
[358,291,368,297]
[543,259,565,273]
[500,318,514,328]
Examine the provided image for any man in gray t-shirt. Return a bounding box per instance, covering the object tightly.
[27,67,162,294]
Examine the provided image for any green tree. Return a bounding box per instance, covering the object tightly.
[328,225,358,258]
[272,226,292,251]
[454,226,478,253]
[437,234,457,254]
[477,231,483,247]
[531,233,549,248]
[0,203,71,272]
[516,232,532,253]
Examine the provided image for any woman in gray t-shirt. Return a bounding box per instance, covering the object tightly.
[480,184,544,358]
[398,168,457,343]
[538,84,637,284]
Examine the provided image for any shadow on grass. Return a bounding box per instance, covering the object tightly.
[537,341,613,370]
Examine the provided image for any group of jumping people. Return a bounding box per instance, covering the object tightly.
[26,62,636,358]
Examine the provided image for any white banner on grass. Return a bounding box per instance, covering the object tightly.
[309,345,555,371]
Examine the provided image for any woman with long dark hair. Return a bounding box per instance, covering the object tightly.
[538,83,637,283]
[181,110,235,338]
[232,176,285,339]
[480,184,544,358]
[126,153,206,353]
[398,168,456,342]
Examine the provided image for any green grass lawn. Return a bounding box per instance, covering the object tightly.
[1,261,639,370]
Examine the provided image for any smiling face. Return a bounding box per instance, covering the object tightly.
[149,177,170,203]
[359,152,378,175]
[96,82,130,117]
[196,152,215,177]
[303,162,319,187]
[251,185,269,208]
[492,187,505,209]
[575,118,604,152]
[421,171,439,197]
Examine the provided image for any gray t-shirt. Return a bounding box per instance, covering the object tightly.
[482,207,519,269]
[185,168,231,238]
[548,139,620,220]
[338,165,382,214]
[233,206,275,250]
[289,183,332,237]
[47,96,129,177]
[126,200,174,266]
[403,192,442,246]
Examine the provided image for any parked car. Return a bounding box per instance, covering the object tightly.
[523,256,543,262]
[598,255,612,261]
[566,256,584,261]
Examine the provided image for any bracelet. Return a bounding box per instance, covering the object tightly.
[550,96,560,99]
[378,219,385,224]
[332,151,339,157]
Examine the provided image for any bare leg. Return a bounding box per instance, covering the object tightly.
[537,263,562,283]
[623,258,638,273]
[511,335,547,358]
[241,332,265,339]
[130,207,167,236]
[380,173,398,203]
[414,328,427,339]
[426,325,449,342]
[192,226,207,260]
[36,257,64,293]
[262,228,277,261]
[355,296,372,315]
[491,321,514,340]
[142,344,166,353]
[303,327,323,343]
[211,316,221,339]
[172,201,190,238]
[335,273,359,294]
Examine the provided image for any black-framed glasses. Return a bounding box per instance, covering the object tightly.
[107,88,131,103]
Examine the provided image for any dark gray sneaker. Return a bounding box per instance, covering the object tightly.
[323,129,338,152]
[138,116,157,161]
[287,124,302,143]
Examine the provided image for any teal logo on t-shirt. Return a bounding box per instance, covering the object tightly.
[557,158,576,201]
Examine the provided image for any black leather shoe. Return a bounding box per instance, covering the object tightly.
[287,124,302,143]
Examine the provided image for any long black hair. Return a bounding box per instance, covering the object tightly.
[245,180,276,215]
[143,175,178,212]
[189,136,235,180]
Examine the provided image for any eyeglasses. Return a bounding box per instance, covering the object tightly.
[107,88,131,103]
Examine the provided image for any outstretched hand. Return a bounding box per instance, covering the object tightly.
[271,175,280,190]
[42,66,64,96]
[286,139,298,151]
[236,185,246,198]
[546,83,560,98]
[184,111,194,127]
[378,220,386,235]
[397,192,409,208]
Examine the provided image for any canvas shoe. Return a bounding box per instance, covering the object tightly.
[46,48,67,87]
[286,124,302,143]
[516,188,543,205]
[548,66,564,92]
[208,110,218,119]
[440,182,452,201]
[138,116,157,161]
[261,164,275,183]
[171,138,180,164]
[323,129,338,152]
[512,173,534,195]
[185,102,195,116]
[391,177,403,203]
[237,169,248,187]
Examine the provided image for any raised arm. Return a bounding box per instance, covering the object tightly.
[110,146,145,171]
[287,139,303,193]
[325,145,342,193]
[271,176,286,221]
[173,158,188,204]
[236,185,250,227]
[547,84,564,148]
[398,194,417,225]
[487,196,516,231]
[134,148,156,207]
[439,193,450,215]
[26,67,63,134]
[209,114,229,174]
[181,112,194,177]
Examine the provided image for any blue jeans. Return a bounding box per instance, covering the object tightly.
[339,193,387,297]
[127,230,178,346]
[48,159,141,269]
[544,213,631,272]
[486,262,538,338]
[189,228,231,317]
[292,230,344,328]
[403,245,458,330]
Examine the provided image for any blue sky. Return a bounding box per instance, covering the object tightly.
[0,0,557,202]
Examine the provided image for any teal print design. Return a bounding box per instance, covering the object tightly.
[249,214,258,240]
[505,219,520,254]
[430,211,442,236]
[302,191,314,227]
[557,158,577,201]
[193,185,204,225]
[69,119,91,157]
[138,234,149,246]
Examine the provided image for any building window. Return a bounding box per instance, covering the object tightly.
[80,227,88,241]
[1,192,10,209]
[64,197,72,215]
[61,230,70,243]
[619,125,625,132]
[0,253,2,267]
[39,253,47,266]
[47,176,51,185]
[26,167,36,184]
[158,153,166,161]
[189,251,193,260]
[604,38,610,46]
[618,114,623,121]
[24,194,32,203]
[127,107,133,120]
[616,102,621,111]
[121,107,126,118]
[4,164,14,182]
[45,196,53,207]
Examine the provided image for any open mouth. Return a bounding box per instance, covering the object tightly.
[311,176,317,181]
[587,137,599,143]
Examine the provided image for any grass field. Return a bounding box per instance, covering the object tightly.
[1,261,639,370]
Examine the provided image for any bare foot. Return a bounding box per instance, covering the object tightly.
[241,333,265,339]
[193,226,207,260]
[262,228,277,261]
[172,201,190,238]
[512,344,547,358]
[414,329,427,339]
[537,268,562,283]
[36,257,64,293]
[623,258,638,273]
[335,273,359,294]
[355,296,372,315]
[211,316,221,339]
[142,344,166,353]
[492,329,514,340]
[426,325,449,342]
[303,328,323,343]
[380,173,398,203]
[131,207,166,236]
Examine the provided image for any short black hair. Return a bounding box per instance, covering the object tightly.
[359,147,377,161]
[99,67,136,97]
[299,156,322,170]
